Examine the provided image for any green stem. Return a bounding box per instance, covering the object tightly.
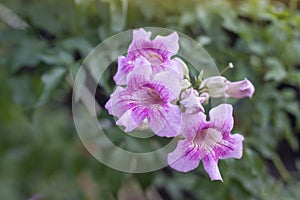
[271,154,294,183]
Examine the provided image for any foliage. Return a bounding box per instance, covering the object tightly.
[0,0,300,199]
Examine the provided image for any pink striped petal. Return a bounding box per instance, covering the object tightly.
[148,104,181,137]
[202,155,223,181]
[218,134,244,159]
[167,140,200,172]
[209,104,233,135]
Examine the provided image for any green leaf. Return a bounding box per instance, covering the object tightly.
[287,70,300,86]
[264,57,287,81]
[36,67,66,106]
[8,74,37,108]
[24,0,76,34]
[38,51,73,66]
[10,38,47,71]
[248,41,266,55]
[61,37,93,55]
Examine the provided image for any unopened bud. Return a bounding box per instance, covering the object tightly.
[225,78,255,98]
[200,76,227,98]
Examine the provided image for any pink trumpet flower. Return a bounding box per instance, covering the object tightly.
[106,57,182,137]
[114,28,182,85]
[168,104,244,181]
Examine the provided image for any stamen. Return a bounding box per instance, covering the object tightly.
[221,62,234,75]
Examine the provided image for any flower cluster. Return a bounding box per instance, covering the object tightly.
[105,28,255,181]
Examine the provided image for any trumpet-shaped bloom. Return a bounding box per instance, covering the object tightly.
[114,28,182,85]
[200,76,255,99]
[105,57,182,137]
[168,104,244,181]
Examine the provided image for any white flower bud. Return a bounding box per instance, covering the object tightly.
[200,76,227,98]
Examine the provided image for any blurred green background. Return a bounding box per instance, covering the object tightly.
[1,0,300,199]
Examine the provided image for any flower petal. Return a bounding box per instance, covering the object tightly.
[218,133,244,159]
[126,56,152,85]
[128,29,179,61]
[148,104,181,137]
[180,88,204,114]
[153,32,179,57]
[113,56,134,85]
[225,78,255,99]
[128,29,153,58]
[116,107,148,132]
[126,73,149,92]
[181,112,207,139]
[105,86,128,117]
[168,140,200,172]
[153,69,182,98]
[130,28,151,47]
[173,57,188,79]
[209,104,233,135]
[202,155,223,181]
